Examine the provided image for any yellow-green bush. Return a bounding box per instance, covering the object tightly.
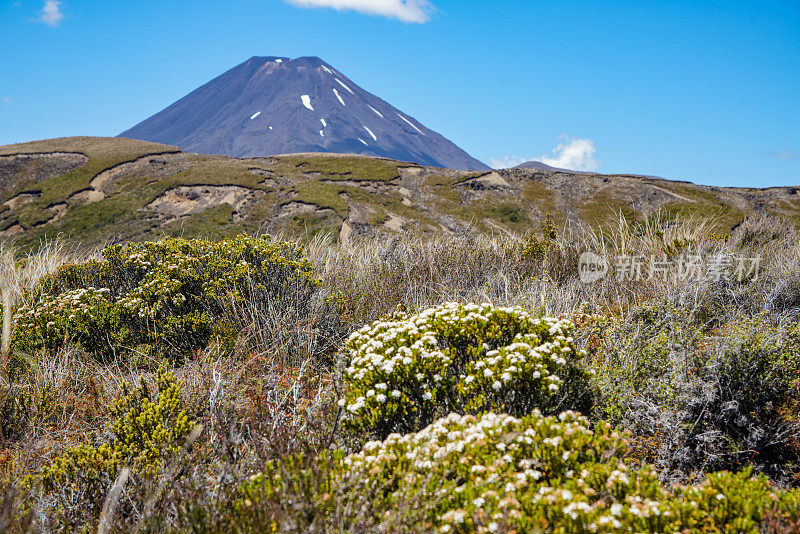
[239,411,800,533]
[12,235,318,360]
[340,302,594,439]
[34,367,194,520]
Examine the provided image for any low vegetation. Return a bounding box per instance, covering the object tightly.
[4,137,800,250]
[2,213,800,532]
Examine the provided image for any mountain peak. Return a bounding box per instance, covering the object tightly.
[119,56,488,170]
[513,161,592,174]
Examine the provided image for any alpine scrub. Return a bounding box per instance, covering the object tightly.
[340,302,595,439]
[31,367,195,526]
[12,235,319,360]
[5,215,800,532]
[240,410,800,533]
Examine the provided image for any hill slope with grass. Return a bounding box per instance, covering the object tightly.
[1,136,799,248]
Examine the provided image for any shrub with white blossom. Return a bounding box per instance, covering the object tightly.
[239,411,800,532]
[340,302,595,438]
[12,235,320,360]
[340,411,670,533]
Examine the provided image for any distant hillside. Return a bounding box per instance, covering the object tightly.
[1,136,799,248]
[120,56,489,171]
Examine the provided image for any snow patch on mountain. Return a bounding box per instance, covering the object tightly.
[335,78,355,95]
[398,114,424,135]
[301,95,314,111]
[332,88,345,106]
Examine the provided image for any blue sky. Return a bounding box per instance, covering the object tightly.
[1,0,798,187]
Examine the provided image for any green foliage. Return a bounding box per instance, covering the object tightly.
[271,154,400,183]
[235,451,344,533]
[487,203,528,224]
[33,367,194,522]
[12,234,319,360]
[107,366,194,474]
[340,303,594,439]
[592,305,800,482]
[514,215,558,263]
[239,411,800,533]
[669,469,800,532]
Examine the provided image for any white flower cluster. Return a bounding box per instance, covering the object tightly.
[15,286,112,333]
[341,302,584,433]
[339,409,679,532]
[532,475,670,529]
[463,326,577,399]
[118,273,187,319]
[114,254,201,319]
[342,304,470,417]
[342,410,652,531]
[126,251,153,269]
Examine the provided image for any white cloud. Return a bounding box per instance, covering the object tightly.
[489,136,600,171]
[39,0,63,27]
[285,0,434,23]
[539,135,599,172]
[489,155,528,169]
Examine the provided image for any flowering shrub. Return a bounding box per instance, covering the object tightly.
[13,287,118,356]
[340,302,594,438]
[239,411,800,533]
[669,469,800,532]
[341,411,671,533]
[13,235,320,360]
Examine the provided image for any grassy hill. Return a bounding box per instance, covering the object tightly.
[1,136,799,248]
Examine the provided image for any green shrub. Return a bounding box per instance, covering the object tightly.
[669,469,800,532]
[239,411,800,533]
[13,287,119,357]
[593,305,800,483]
[12,235,319,360]
[32,366,194,526]
[340,303,595,440]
